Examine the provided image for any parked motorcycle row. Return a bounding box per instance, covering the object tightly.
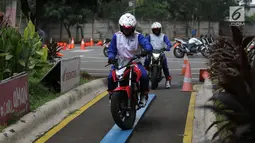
[246,37,255,66]
[102,35,216,59]
[172,35,216,58]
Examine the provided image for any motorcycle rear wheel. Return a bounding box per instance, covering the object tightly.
[111,91,136,130]
[103,47,108,57]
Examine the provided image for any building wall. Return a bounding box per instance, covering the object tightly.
[18,19,220,43]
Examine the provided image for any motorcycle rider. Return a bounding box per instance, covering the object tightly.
[107,13,153,107]
[144,22,172,88]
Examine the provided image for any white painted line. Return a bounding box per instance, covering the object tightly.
[81,68,110,71]
[170,68,203,71]
[168,61,205,63]
[192,78,199,80]
[81,57,107,59]
[80,60,205,64]
[192,73,200,75]
[87,73,109,75]
[80,56,206,62]
[81,61,107,63]
[84,72,201,76]
[70,49,94,52]
[81,68,204,71]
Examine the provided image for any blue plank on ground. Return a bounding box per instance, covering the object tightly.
[100,94,156,143]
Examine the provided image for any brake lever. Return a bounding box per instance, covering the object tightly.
[105,63,111,67]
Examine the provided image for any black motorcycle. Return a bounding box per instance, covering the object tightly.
[148,49,166,89]
[103,38,111,57]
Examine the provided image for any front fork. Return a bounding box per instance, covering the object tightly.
[127,67,132,109]
[149,56,163,79]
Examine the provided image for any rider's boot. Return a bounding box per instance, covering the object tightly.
[139,92,148,107]
[165,76,172,89]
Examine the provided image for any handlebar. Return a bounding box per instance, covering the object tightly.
[105,55,141,69]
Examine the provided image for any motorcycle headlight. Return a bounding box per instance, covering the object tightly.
[116,67,126,79]
[152,53,160,60]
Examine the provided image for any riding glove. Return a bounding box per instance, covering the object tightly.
[141,50,149,57]
[108,58,116,64]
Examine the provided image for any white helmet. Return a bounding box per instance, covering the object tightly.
[151,22,162,29]
[118,13,137,28]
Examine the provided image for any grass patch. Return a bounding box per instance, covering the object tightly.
[30,70,95,110]
[0,126,6,132]
[80,71,98,84]
[29,65,60,111]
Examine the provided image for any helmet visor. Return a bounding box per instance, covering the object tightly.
[152,28,160,35]
[122,26,133,36]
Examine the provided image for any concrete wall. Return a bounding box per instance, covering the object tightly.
[18,19,220,43]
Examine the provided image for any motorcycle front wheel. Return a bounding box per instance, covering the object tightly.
[151,66,159,89]
[201,47,210,58]
[247,49,255,67]
[173,47,185,58]
[103,47,108,57]
[111,91,136,130]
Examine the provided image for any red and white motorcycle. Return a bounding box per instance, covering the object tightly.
[105,55,145,130]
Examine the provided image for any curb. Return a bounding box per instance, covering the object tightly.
[192,78,217,143]
[0,78,108,143]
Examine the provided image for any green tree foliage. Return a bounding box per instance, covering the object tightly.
[0,20,48,80]
[245,13,255,24]
[19,0,121,38]
[135,1,170,20]
[104,0,236,22]
[101,0,129,21]
[43,0,91,38]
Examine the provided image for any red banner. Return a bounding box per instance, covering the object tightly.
[0,73,30,125]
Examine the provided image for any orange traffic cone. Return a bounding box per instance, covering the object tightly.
[85,42,90,47]
[56,52,64,57]
[62,43,67,51]
[80,38,85,50]
[90,38,94,46]
[71,37,75,49]
[181,54,188,75]
[96,40,103,46]
[181,61,193,92]
[67,38,71,50]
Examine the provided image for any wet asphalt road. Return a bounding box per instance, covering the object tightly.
[43,46,205,143]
